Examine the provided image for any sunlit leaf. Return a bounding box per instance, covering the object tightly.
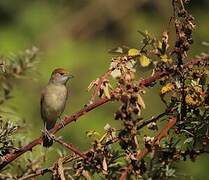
[103,83,111,99]
[160,54,172,63]
[128,48,140,56]
[184,137,193,144]
[139,55,151,67]
[137,94,146,109]
[160,83,175,94]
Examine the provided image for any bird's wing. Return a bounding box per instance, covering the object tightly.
[40,90,46,120]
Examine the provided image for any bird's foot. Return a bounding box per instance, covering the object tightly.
[42,129,54,140]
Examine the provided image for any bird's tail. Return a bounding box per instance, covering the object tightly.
[43,133,53,147]
[42,121,56,147]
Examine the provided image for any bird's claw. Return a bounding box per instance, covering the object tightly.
[42,128,54,140]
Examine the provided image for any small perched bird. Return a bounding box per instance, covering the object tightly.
[41,68,73,147]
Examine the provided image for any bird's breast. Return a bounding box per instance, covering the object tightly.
[44,84,68,112]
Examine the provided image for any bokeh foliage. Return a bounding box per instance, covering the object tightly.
[0,0,208,179]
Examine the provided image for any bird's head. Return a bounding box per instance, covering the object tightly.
[49,68,73,85]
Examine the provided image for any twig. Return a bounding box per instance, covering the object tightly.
[137,107,176,130]
[179,0,185,11]
[137,111,167,130]
[18,156,76,180]
[0,54,208,170]
[54,138,87,159]
[18,168,53,180]
[57,157,66,180]
[119,116,177,180]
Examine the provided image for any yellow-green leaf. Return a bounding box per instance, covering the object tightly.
[139,55,151,67]
[137,94,146,109]
[128,48,140,56]
[160,83,175,94]
[160,54,172,63]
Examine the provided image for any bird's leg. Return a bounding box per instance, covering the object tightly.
[58,116,65,127]
[42,124,53,140]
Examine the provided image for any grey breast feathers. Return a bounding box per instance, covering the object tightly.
[41,83,68,121]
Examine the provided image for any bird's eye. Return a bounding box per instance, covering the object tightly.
[59,72,64,75]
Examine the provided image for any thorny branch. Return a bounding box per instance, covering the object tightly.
[54,138,87,159]
[0,1,208,179]
[0,54,208,171]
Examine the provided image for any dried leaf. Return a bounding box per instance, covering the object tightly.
[87,79,99,91]
[104,124,111,131]
[57,158,65,180]
[82,170,92,180]
[137,94,146,109]
[111,69,121,79]
[103,83,111,99]
[103,157,108,172]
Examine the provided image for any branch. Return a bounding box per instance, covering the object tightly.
[119,116,177,180]
[0,54,208,170]
[54,138,87,159]
[18,156,76,180]
[0,97,109,170]
[137,106,177,130]
[137,111,167,130]
[18,168,52,180]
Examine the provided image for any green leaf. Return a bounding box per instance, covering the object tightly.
[184,137,193,144]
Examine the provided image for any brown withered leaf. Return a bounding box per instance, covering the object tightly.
[57,158,66,180]
[137,94,146,109]
[103,83,111,99]
[87,79,99,91]
[102,157,108,175]
[82,170,92,180]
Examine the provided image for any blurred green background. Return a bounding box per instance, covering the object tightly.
[0,0,208,179]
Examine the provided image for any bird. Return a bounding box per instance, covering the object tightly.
[40,68,73,147]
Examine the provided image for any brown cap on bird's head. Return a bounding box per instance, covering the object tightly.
[52,68,69,75]
[50,68,74,84]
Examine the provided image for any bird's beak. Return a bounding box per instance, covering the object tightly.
[68,74,74,79]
